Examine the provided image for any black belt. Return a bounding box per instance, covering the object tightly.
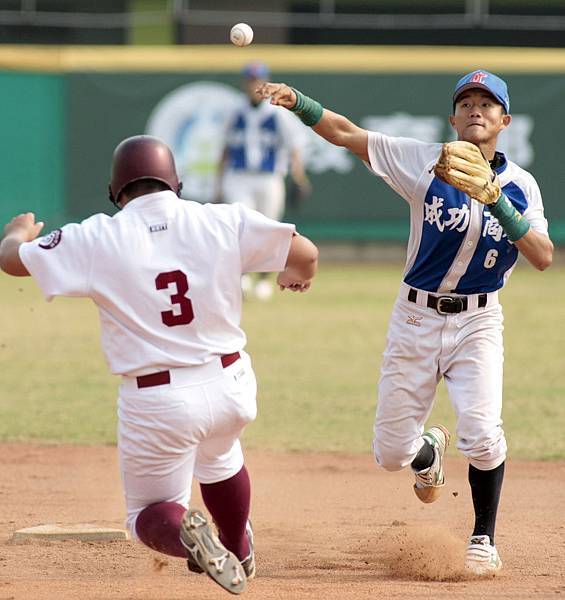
[136,352,241,389]
[408,288,487,315]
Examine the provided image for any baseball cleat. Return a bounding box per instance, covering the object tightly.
[179,509,247,595]
[465,535,502,575]
[215,519,256,579]
[240,520,256,579]
[186,552,205,574]
[413,425,450,503]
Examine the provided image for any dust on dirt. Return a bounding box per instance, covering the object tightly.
[1,444,564,600]
[380,524,470,581]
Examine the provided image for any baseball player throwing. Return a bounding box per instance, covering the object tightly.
[0,135,318,594]
[257,70,553,575]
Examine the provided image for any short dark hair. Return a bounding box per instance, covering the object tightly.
[120,178,171,202]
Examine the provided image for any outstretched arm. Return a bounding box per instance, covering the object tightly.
[0,213,44,276]
[277,233,318,292]
[257,83,369,162]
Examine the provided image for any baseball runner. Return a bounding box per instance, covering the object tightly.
[0,135,318,594]
[257,70,553,575]
[215,61,311,300]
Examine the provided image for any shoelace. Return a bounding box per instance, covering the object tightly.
[415,470,435,485]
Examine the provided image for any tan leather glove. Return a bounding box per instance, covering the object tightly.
[434,141,501,205]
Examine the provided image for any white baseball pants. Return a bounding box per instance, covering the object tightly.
[373,283,507,472]
[117,351,257,538]
[222,172,286,221]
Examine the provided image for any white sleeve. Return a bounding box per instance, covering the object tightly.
[237,204,296,273]
[522,176,549,236]
[365,131,441,203]
[18,221,97,301]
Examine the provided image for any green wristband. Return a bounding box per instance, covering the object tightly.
[290,88,324,126]
[489,194,531,242]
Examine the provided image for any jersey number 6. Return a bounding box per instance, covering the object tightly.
[155,270,195,327]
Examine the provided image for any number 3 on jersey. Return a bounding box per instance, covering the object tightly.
[155,270,194,327]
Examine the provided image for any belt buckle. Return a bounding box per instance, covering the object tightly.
[436,296,462,315]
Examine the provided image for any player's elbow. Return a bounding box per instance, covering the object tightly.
[296,245,319,277]
[519,234,554,271]
[286,238,318,280]
[0,261,29,276]
[0,249,29,277]
[0,249,12,275]
[534,252,552,271]
[533,240,554,271]
[0,257,15,276]
[318,118,356,149]
[319,128,345,148]
[324,126,368,160]
[328,127,359,151]
[305,242,319,265]
[305,239,319,268]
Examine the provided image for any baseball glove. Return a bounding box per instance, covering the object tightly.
[433,141,501,205]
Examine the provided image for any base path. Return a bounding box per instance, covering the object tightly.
[1,444,564,600]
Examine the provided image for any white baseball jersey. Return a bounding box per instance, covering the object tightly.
[224,99,305,176]
[19,191,295,376]
[367,132,549,472]
[366,132,549,294]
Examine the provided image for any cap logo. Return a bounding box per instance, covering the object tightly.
[470,71,488,84]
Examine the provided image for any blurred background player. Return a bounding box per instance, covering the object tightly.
[0,135,318,595]
[215,61,312,300]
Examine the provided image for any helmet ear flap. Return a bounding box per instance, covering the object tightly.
[108,184,121,210]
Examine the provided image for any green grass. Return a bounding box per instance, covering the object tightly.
[1,262,564,459]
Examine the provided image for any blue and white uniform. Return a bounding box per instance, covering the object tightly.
[366,132,549,471]
[222,99,304,220]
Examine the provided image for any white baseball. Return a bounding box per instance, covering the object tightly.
[230,23,254,47]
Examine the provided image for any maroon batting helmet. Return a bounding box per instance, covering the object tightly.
[108,135,182,205]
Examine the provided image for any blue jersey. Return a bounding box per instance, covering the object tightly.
[366,132,549,294]
[224,99,302,176]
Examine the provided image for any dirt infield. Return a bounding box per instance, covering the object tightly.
[1,444,564,600]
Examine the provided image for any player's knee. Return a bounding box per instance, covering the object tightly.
[458,425,507,470]
[372,437,409,472]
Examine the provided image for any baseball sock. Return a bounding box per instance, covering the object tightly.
[135,501,187,558]
[411,439,435,471]
[468,461,505,545]
[200,465,251,560]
